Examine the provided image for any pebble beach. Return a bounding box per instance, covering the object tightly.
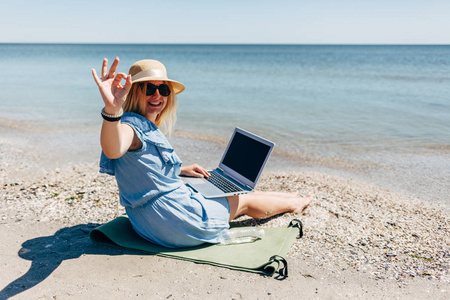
[0,129,449,299]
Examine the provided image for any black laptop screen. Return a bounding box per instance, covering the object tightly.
[221,131,272,182]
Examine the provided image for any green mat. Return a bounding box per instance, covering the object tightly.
[90,215,303,277]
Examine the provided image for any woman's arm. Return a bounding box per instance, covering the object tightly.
[100,121,137,159]
[92,57,134,159]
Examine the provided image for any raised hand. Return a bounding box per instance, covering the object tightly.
[91,57,132,115]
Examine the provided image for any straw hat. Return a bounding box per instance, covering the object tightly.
[128,59,185,94]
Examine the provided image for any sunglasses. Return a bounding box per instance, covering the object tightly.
[140,83,171,97]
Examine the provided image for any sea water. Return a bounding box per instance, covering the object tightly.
[0,44,449,204]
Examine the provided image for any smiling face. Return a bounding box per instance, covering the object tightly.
[139,80,169,123]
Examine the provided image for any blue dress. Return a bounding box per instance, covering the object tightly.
[99,112,230,248]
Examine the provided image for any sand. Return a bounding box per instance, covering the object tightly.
[0,130,449,299]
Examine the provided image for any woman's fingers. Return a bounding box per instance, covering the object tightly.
[202,169,211,178]
[110,73,132,102]
[108,57,119,78]
[93,57,123,86]
[111,72,127,87]
[112,73,132,93]
[101,58,108,79]
[91,68,101,85]
[179,165,211,178]
[123,74,133,93]
[194,165,210,178]
[96,57,121,82]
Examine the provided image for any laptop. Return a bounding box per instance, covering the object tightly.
[182,127,275,198]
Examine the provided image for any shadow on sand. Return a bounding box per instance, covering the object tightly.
[0,217,289,299]
[0,223,140,300]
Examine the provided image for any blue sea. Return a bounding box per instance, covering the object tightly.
[0,44,449,205]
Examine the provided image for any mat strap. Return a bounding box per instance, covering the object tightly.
[269,255,288,277]
[288,218,304,238]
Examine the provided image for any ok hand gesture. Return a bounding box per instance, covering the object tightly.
[91,57,132,115]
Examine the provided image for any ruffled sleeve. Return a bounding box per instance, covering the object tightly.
[120,113,182,165]
[99,151,115,175]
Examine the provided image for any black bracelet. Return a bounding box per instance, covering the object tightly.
[101,108,123,122]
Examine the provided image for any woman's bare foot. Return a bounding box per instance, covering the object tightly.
[261,191,299,198]
[292,194,314,213]
[253,191,312,213]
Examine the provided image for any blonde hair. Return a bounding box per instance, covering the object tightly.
[123,81,178,135]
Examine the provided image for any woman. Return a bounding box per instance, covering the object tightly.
[91,57,313,248]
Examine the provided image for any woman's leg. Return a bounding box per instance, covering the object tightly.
[227,191,313,221]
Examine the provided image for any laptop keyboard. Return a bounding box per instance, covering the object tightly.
[207,171,244,193]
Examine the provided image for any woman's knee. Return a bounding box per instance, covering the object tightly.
[227,195,247,221]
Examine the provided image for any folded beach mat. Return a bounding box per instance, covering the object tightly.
[90,215,303,277]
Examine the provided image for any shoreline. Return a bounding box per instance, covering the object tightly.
[1,122,448,207]
[172,129,450,207]
[0,130,449,298]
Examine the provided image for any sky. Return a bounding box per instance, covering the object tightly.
[0,0,449,44]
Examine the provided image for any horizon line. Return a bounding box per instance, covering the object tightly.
[0,42,449,46]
